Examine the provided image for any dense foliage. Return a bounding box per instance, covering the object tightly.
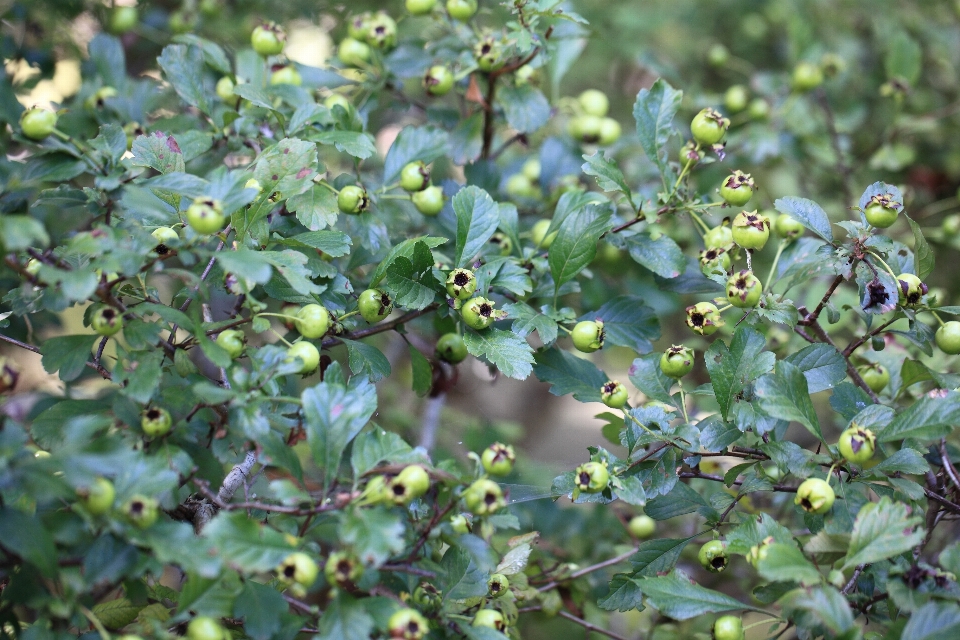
[2,1,960,639]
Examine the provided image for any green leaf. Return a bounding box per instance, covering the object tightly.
[756,543,821,586]
[705,327,775,421]
[698,415,741,452]
[441,544,490,600]
[505,303,558,345]
[316,595,375,640]
[754,360,823,441]
[878,391,960,442]
[842,496,924,571]
[302,366,378,488]
[253,138,318,201]
[88,34,127,89]
[262,250,324,295]
[780,586,854,634]
[309,130,376,159]
[201,511,295,573]
[625,232,686,279]
[639,570,762,619]
[580,295,660,353]
[905,212,934,280]
[885,31,922,84]
[630,536,695,577]
[91,598,142,630]
[0,214,49,251]
[453,186,501,268]
[774,196,834,242]
[339,507,406,568]
[172,33,231,74]
[0,508,58,577]
[341,339,392,382]
[463,328,534,380]
[581,150,633,203]
[157,44,211,115]
[869,448,928,475]
[382,125,449,184]
[628,353,676,404]
[409,345,433,397]
[288,184,340,231]
[351,428,417,477]
[598,574,645,612]
[233,581,287,640]
[532,347,608,402]
[130,132,186,174]
[384,250,439,310]
[549,205,613,293]
[644,482,713,521]
[114,348,165,404]
[497,84,551,133]
[633,79,682,182]
[40,334,98,382]
[724,512,795,556]
[369,237,447,286]
[901,602,960,640]
[285,230,351,256]
[784,343,847,394]
[231,84,276,110]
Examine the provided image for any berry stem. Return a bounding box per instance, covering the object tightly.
[931,310,946,327]
[338,310,359,321]
[270,329,294,347]
[865,250,898,282]
[677,379,690,423]
[688,210,711,235]
[257,312,302,322]
[764,240,787,290]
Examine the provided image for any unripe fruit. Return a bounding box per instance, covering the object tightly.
[186,197,226,234]
[474,36,504,72]
[472,609,505,630]
[423,65,454,96]
[746,536,774,568]
[660,345,695,379]
[449,514,471,534]
[522,158,541,181]
[936,321,960,355]
[446,0,478,21]
[896,273,927,308]
[92,306,124,336]
[487,573,509,598]
[123,494,159,528]
[600,380,629,409]
[506,174,539,199]
[412,582,442,610]
[514,64,538,85]
[774,213,805,240]
[731,210,771,250]
[628,515,656,539]
[690,108,730,146]
[792,61,823,92]
[358,289,393,323]
[412,185,444,216]
[530,219,558,249]
[699,247,731,276]
[726,270,763,308]
[578,89,609,117]
[270,65,302,86]
[723,85,748,113]
[387,608,429,639]
[698,540,729,573]
[364,13,398,50]
[187,616,226,640]
[863,193,900,228]
[77,477,115,515]
[324,94,351,111]
[407,0,438,15]
[216,330,245,359]
[704,225,734,250]
[446,268,477,300]
[707,44,729,67]
[152,227,179,255]
[251,23,286,56]
[400,161,430,192]
[489,232,512,256]
[107,6,139,34]
[436,333,468,364]
[278,552,319,587]
[295,304,331,338]
[719,171,755,207]
[325,551,363,586]
[85,86,118,111]
[571,320,604,353]
[387,465,430,505]
[338,185,369,214]
[481,443,516,476]
[857,363,889,393]
[598,118,622,146]
[569,114,603,143]
[574,461,610,493]
[795,477,835,514]
[837,425,876,464]
[463,478,505,515]
[285,342,321,374]
[713,615,744,640]
[20,108,58,141]
[461,297,497,330]
[686,302,724,336]
[347,13,372,40]
[338,38,371,68]
[141,407,173,437]
[748,97,770,120]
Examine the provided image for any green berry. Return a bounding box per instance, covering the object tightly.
[216,330,245,359]
[168,10,197,35]
[412,185,445,216]
[713,615,744,640]
[338,38,371,67]
[463,478,505,515]
[569,114,603,143]
[387,465,430,505]
[723,85,748,113]
[215,76,237,102]
[91,306,123,336]
[600,380,629,408]
[295,304,331,338]
[474,36,504,72]
[141,407,172,437]
[857,363,889,393]
[792,61,823,92]
[446,0,478,21]
[487,573,509,598]
[703,224,734,250]
[746,536,774,568]
[481,443,516,476]
[863,193,900,228]
[325,551,363,586]
[85,86,118,111]
[436,333,468,364]
[574,461,610,493]
[936,321,960,355]
[730,210,770,250]
[152,227,179,255]
[690,108,729,145]
[461,297,497,330]
[719,170,755,207]
[837,425,876,464]
[186,616,226,640]
[707,44,729,67]
[400,161,431,192]
[278,552,319,587]
[285,342,321,374]
[324,94,351,111]
[660,345,695,379]
[571,320,604,353]
[251,22,286,56]
[578,89,609,117]
[423,65,454,96]
[698,540,728,573]
[598,117,622,145]
[123,495,159,529]
[489,232,512,256]
[270,65,302,86]
[472,609,505,631]
[795,478,835,514]
[774,213,805,240]
[364,13,397,50]
[530,219,558,249]
[896,273,927,308]
[726,270,763,308]
[106,6,139,34]
[20,107,58,141]
[446,268,477,300]
[358,289,393,323]
[77,477,115,515]
[338,185,369,214]
[627,515,656,539]
[387,608,429,640]
[699,247,731,276]
[185,197,226,234]
[407,0,438,15]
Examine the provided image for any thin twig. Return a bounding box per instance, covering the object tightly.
[941,439,960,493]
[556,610,628,640]
[841,564,865,594]
[537,547,637,593]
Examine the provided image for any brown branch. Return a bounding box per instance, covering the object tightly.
[537,547,637,593]
[556,610,628,640]
[679,469,799,493]
[798,275,845,327]
[941,439,960,494]
[321,304,439,349]
[0,332,112,380]
[843,318,897,357]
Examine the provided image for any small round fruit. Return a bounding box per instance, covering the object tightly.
[748,98,770,120]
[278,552,319,587]
[449,514,471,534]
[423,65,454,96]
[795,478,835,514]
[514,64,538,85]
[187,616,225,640]
[628,515,656,539]
[698,540,728,573]
[412,185,444,216]
[474,37,504,72]
[295,304,331,339]
[358,289,393,323]
[446,0,478,21]
[436,333,468,364]
[726,270,763,308]
[473,609,505,630]
[719,171,755,207]
[141,407,172,437]
[936,321,960,355]
[724,85,748,113]
[77,477,115,515]
[124,495,159,529]
[324,94,351,111]
[461,297,497,330]
[578,89,609,117]
[569,114,603,143]
[699,247,731,276]
[746,536,774,568]
[387,465,430,505]
[530,219,557,249]
[863,193,900,228]
[896,273,927,308]
[598,117,622,145]
[337,185,369,214]
[571,320,605,353]
[387,608,429,639]
[92,307,124,336]
[660,345,695,379]
[216,330,245,359]
[686,302,725,335]
[489,232,512,256]
[792,61,824,92]
[412,582,442,610]
[338,37,371,67]
[837,425,876,464]
[601,380,629,409]
[774,214,805,240]
[152,227,179,255]
[487,573,509,598]
[713,615,744,640]
[690,108,730,146]
[186,197,225,234]
[285,342,321,374]
[20,108,58,141]
[463,478,505,515]
[347,12,372,39]
[707,44,729,67]
[522,159,541,181]
[107,6,139,34]
[858,363,889,393]
[481,443,516,476]
[325,551,363,586]
[251,22,286,56]
[400,161,430,192]
[704,225,734,250]
[85,86,118,111]
[574,461,610,493]
[731,210,770,250]
[364,13,397,50]
[407,0,437,15]
[446,268,477,300]
[270,65,302,86]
